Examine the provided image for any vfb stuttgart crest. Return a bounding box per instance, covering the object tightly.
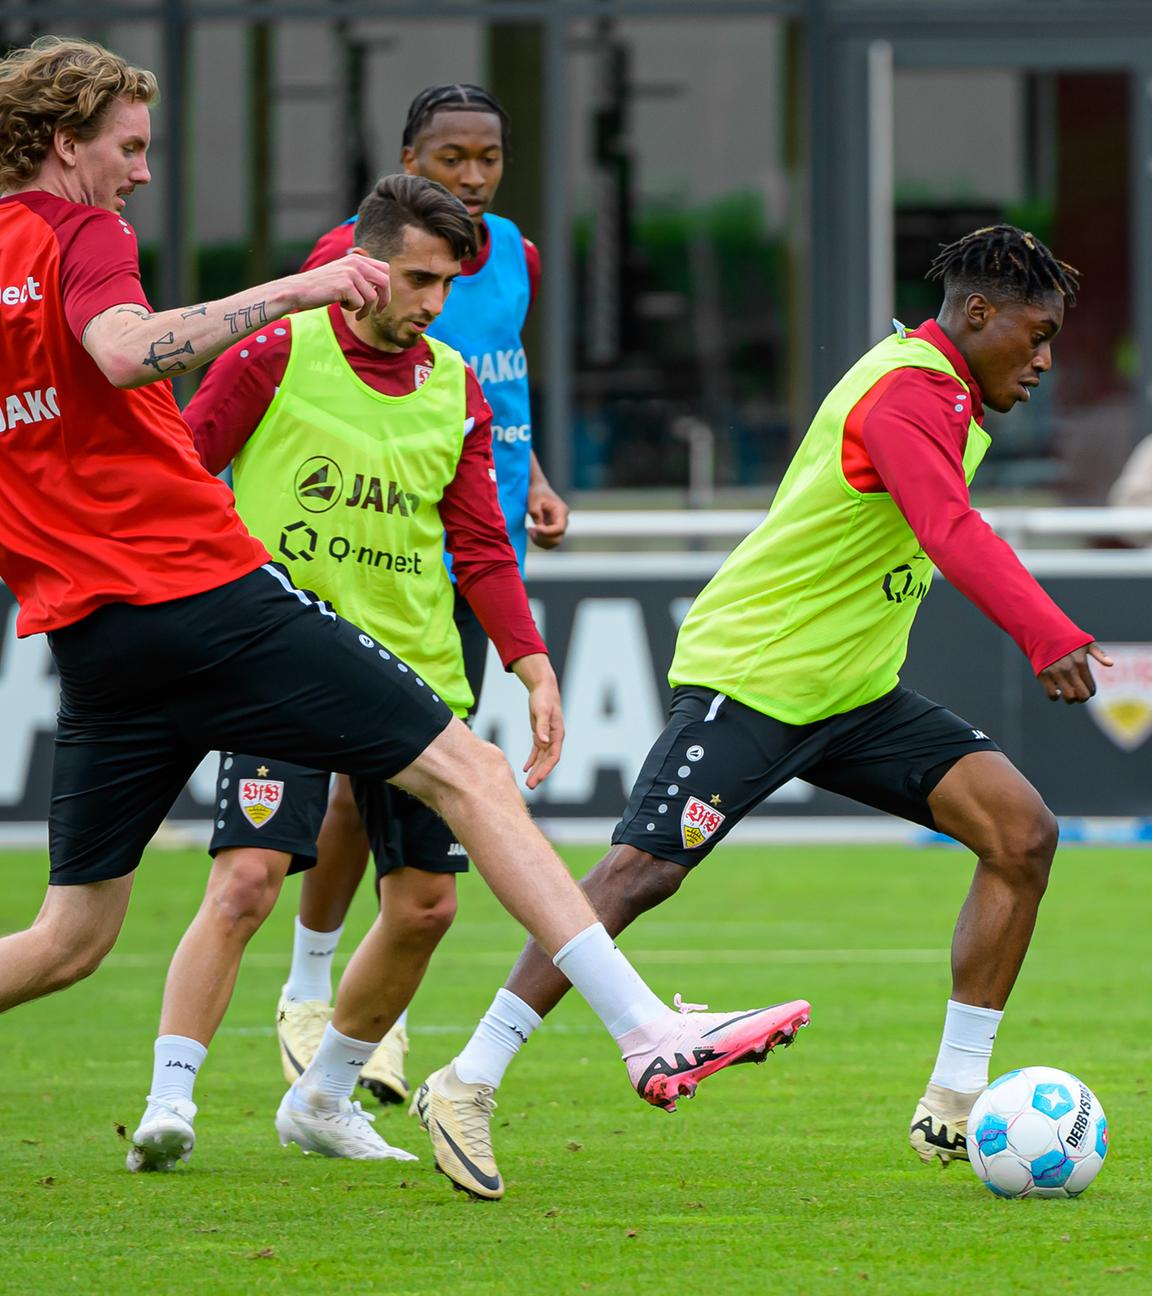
[240,778,285,828]
[1086,643,1152,751]
[681,795,725,849]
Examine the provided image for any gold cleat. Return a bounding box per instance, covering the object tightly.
[358,1020,411,1105]
[276,989,332,1084]
[411,1062,503,1200]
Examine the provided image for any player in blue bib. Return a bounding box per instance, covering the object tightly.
[280,85,570,1104]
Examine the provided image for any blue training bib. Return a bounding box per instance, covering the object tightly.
[429,213,533,570]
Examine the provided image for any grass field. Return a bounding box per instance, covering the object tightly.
[1,843,1149,1295]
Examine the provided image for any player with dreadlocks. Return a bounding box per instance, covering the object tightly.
[408,223,1112,1199]
[194,84,570,1109]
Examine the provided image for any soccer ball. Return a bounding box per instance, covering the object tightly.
[966,1066,1109,1199]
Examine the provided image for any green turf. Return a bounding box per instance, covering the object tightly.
[1,844,1148,1294]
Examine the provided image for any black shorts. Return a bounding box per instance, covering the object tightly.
[612,685,1000,867]
[208,754,467,878]
[46,564,454,886]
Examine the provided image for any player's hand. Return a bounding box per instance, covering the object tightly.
[287,252,391,319]
[1037,642,1113,704]
[527,476,570,550]
[511,654,565,786]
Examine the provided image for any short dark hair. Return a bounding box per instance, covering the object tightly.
[401,82,510,152]
[927,224,1079,307]
[355,173,477,262]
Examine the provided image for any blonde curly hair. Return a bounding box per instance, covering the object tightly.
[0,35,157,190]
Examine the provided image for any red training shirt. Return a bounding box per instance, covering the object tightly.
[302,217,541,308]
[185,304,544,667]
[0,191,267,636]
[841,319,1091,674]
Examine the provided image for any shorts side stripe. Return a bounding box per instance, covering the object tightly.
[704,692,725,723]
[260,563,337,620]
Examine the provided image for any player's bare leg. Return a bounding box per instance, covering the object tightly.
[0,875,134,1011]
[279,720,808,1190]
[336,868,456,1103]
[910,749,1058,1165]
[299,775,370,932]
[160,848,293,1042]
[501,844,688,1018]
[127,847,292,1172]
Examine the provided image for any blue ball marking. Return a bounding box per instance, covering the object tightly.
[974,1113,1009,1156]
[1031,1083,1074,1120]
[1095,1117,1109,1160]
[1031,1146,1075,1188]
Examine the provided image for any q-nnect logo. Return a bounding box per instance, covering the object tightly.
[279,520,318,562]
[294,456,343,514]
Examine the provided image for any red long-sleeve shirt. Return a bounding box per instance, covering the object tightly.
[184,304,544,667]
[842,319,1091,674]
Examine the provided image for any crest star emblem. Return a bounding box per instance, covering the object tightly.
[710,794,722,807]
[256,765,269,777]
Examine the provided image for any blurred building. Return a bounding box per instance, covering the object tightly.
[5,0,1152,504]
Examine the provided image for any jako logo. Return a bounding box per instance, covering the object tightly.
[295,456,344,514]
[1,276,42,306]
[468,347,527,386]
[0,387,59,433]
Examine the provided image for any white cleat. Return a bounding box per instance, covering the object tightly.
[125,1096,197,1172]
[275,1085,418,1162]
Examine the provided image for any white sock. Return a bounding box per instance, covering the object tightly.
[283,917,343,1003]
[150,1035,207,1106]
[455,989,542,1088]
[930,999,1003,1092]
[552,923,667,1042]
[295,1022,376,1104]
[394,1008,408,1031]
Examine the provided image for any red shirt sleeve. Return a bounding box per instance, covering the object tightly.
[57,208,151,341]
[854,367,1093,674]
[523,237,541,312]
[182,325,291,473]
[300,223,356,272]
[441,369,546,666]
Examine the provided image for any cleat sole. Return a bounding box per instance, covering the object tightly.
[359,1076,408,1106]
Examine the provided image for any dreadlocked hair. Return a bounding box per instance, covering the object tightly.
[927,224,1079,307]
[401,83,510,151]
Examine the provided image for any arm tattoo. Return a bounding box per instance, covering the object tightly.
[223,300,268,334]
[180,304,208,318]
[142,331,196,375]
[114,305,153,319]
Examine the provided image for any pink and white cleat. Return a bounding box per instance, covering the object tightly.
[623,995,811,1112]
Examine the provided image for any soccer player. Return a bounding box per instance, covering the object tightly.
[412,225,1113,1197]
[0,36,809,1180]
[279,83,568,1103]
[129,172,564,1165]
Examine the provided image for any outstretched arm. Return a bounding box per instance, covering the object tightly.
[859,369,1108,700]
[82,255,390,389]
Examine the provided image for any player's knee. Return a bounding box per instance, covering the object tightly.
[211,853,283,935]
[54,930,116,989]
[394,884,458,945]
[589,846,686,921]
[988,802,1058,887]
